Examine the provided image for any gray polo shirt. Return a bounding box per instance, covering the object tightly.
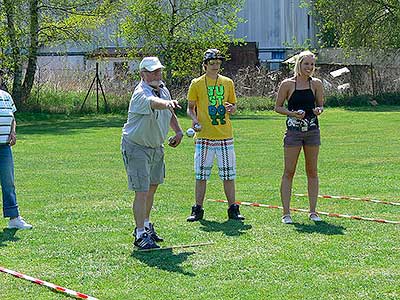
[122,80,172,148]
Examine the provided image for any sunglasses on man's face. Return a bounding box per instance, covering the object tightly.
[207,60,222,66]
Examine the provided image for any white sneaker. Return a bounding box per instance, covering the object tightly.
[281,214,293,224]
[309,213,322,222]
[8,216,33,230]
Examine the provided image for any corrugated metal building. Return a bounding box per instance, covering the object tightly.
[234,0,317,65]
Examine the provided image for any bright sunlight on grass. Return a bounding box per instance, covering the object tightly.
[0,107,399,299]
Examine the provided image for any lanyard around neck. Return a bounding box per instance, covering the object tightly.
[205,75,219,91]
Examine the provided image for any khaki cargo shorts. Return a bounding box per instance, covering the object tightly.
[121,139,165,192]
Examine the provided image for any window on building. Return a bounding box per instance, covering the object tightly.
[271,51,285,60]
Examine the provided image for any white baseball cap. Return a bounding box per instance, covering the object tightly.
[139,57,165,72]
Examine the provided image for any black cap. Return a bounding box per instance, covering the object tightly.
[203,49,224,63]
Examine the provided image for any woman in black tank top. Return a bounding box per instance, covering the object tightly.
[287,78,319,130]
[275,50,324,224]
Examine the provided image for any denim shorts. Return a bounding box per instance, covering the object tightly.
[121,139,165,192]
[283,128,321,147]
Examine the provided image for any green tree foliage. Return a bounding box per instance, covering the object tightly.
[0,0,120,106]
[120,0,245,86]
[305,0,400,49]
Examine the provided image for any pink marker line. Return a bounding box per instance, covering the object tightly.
[0,266,98,300]
[294,193,400,206]
[208,199,400,225]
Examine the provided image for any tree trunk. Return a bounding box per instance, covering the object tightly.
[21,0,39,104]
[165,51,173,88]
[165,0,176,88]
[4,0,39,106]
[4,0,24,106]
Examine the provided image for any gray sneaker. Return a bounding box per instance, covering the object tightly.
[281,215,293,224]
[8,216,33,230]
[309,213,322,222]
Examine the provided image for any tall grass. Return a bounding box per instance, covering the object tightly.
[26,87,130,114]
[24,86,400,115]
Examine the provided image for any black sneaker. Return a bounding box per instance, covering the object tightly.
[146,223,164,242]
[228,204,245,220]
[187,205,204,222]
[134,232,160,250]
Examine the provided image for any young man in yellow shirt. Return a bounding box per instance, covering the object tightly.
[186,49,244,222]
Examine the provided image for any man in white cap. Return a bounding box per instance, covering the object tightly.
[121,56,183,250]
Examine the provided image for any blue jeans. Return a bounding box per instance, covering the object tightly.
[0,145,19,218]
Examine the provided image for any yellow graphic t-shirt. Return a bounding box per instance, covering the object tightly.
[187,74,236,140]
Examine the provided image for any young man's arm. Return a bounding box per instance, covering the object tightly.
[187,100,201,130]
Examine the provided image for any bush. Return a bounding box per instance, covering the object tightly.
[375,92,400,105]
[325,92,400,107]
[325,94,370,107]
[237,96,275,112]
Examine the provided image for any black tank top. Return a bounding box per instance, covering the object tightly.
[286,78,319,130]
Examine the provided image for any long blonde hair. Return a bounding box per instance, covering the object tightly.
[294,50,316,77]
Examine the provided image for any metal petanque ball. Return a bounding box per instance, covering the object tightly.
[168,136,176,146]
[186,128,195,137]
[194,123,202,131]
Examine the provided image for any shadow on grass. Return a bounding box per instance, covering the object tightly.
[131,249,195,276]
[0,228,19,247]
[16,113,126,136]
[199,219,252,236]
[292,221,346,235]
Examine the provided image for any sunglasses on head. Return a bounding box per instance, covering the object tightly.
[207,60,222,65]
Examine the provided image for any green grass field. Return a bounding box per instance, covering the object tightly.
[1,107,399,299]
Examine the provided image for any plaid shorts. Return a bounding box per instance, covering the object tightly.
[194,138,236,181]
